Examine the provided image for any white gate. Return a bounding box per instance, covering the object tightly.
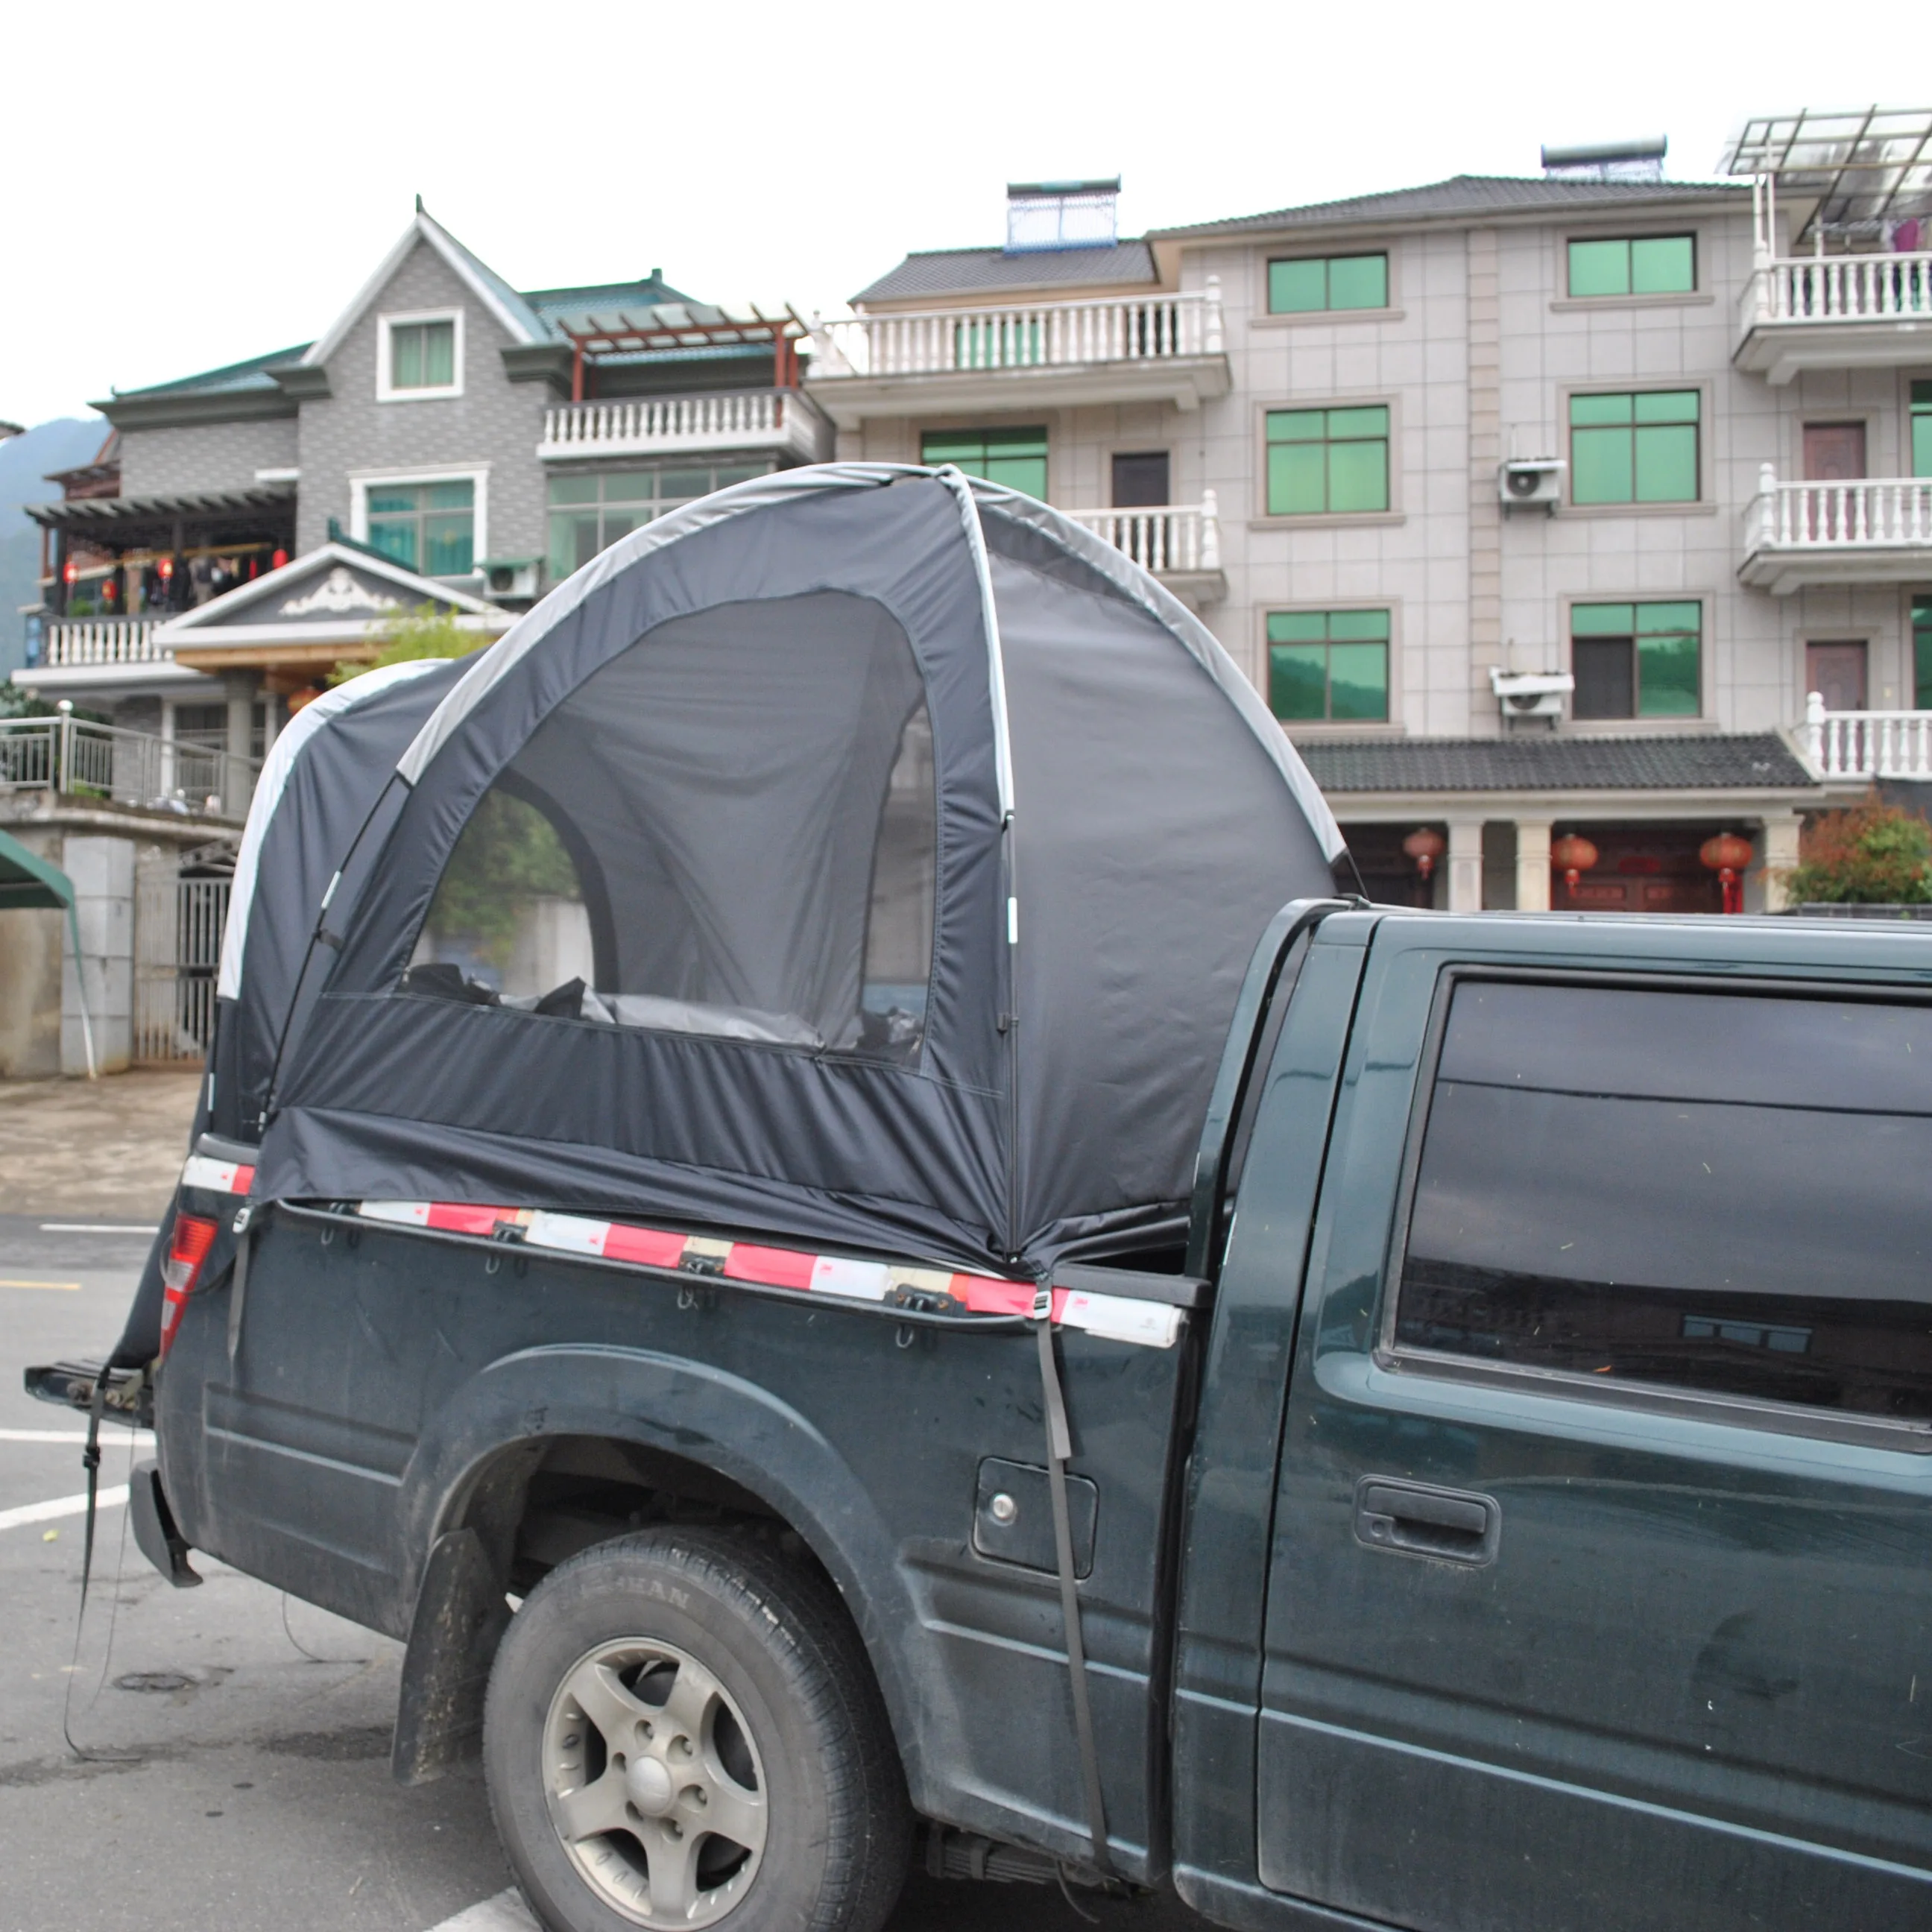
[134,851,231,1065]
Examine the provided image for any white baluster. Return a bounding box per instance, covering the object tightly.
[1806,689,1828,769]
[1201,489,1221,572]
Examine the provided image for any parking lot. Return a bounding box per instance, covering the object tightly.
[0,1077,1196,1932]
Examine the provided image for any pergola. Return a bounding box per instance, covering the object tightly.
[557,304,810,402]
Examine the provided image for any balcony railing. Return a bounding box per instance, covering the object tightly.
[0,713,257,821]
[812,282,1224,379]
[1747,472,1932,552]
[35,616,169,669]
[1803,696,1932,780]
[537,388,830,463]
[1064,496,1222,576]
[1741,252,1932,330]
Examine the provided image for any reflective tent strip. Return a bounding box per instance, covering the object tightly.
[394,462,935,789]
[216,657,452,1001]
[168,1157,1181,1346]
[967,482,1348,864]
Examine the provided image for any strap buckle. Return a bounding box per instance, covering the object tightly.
[1031,1287,1053,1323]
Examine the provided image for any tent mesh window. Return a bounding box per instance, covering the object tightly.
[407,591,937,1064]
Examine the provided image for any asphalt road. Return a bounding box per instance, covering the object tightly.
[0,1209,1203,1932]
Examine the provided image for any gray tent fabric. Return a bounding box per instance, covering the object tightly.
[230,464,1340,1275]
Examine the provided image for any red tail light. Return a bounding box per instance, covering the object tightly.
[158,1213,219,1360]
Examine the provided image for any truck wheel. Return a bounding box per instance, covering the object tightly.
[483,1527,909,1932]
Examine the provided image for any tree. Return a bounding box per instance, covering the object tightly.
[328,601,479,686]
[1786,797,1932,905]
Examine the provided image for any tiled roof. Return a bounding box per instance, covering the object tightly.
[524,273,696,333]
[114,345,312,400]
[1299,733,1816,796]
[853,240,1158,303]
[1157,172,1749,239]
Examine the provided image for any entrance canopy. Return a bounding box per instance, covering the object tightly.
[221,464,1342,1275]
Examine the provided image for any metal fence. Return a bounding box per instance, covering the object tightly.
[133,860,230,1065]
[0,713,256,822]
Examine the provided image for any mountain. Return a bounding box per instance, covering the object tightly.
[0,417,113,676]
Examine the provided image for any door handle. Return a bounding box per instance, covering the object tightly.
[1354,1477,1500,1565]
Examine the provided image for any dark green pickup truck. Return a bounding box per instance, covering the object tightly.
[46,901,1932,1932]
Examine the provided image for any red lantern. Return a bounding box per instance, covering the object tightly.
[158,556,174,581]
[272,548,288,569]
[63,561,78,584]
[1700,832,1754,915]
[1401,827,1446,879]
[1551,833,1599,897]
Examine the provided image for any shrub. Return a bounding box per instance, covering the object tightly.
[1787,798,1932,904]
[328,602,479,686]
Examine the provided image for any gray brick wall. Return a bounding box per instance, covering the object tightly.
[294,239,550,562]
[118,415,298,496]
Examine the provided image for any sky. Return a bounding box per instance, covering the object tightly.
[1,0,1922,429]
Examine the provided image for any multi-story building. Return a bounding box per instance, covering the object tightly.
[14,202,832,765]
[807,115,1932,912]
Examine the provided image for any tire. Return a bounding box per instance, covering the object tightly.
[483,1527,910,1932]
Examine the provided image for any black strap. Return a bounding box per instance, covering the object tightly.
[1033,1293,1114,1878]
[227,1204,256,1362]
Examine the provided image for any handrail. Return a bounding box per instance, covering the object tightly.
[0,713,258,820]
[1062,496,1222,573]
[1746,469,1932,553]
[1740,251,1932,329]
[39,617,169,667]
[537,388,829,458]
[1802,695,1932,780]
[813,279,1225,379]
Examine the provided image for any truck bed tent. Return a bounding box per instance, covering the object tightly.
[207,464,1344,1278]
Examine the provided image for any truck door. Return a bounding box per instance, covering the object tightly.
[1256,929,1932,1932]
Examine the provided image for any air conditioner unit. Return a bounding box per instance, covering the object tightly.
[482,557,541,601]
[1490,666,1575,719]
[1499,458,1566,511]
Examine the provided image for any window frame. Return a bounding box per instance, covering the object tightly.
[1374,964,1932,1453]
[1562,231,1699,302]
[918,424,1050,502]
[1559,382,1712,513]
[376,308,465,402]
[1264,604,1395,725]
[1565,595,1707,722]
[1262,250,1395,319]
[350,464,489,572]
[544,461,772,581]
[1257,397,1399,523]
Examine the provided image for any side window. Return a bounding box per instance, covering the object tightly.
[1394,979,1932,1427]
[408,590,936,1064]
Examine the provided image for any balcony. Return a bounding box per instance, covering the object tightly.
[1802,695,1932,781]
[1735,252,1932,383]
[36,616,168,668]
[1739,468,1932,593]
[1064,496,1226,607]
[0,713,256,822]
[806,282,1230,425]
[537,388,832,464]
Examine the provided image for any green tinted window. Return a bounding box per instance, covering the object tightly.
[544,464,771,582]
[1266,609,1390,720]
[390,318,456,390]
[1268,253,1389,314]
[367,479,474,575]
[1266,406,1390,515]
[1915,596,1932,708]
[1571,601,1701,718]
[1912,382,1932,478]
[921,427,1049,502]
[1570,391,1700,504]
[1568,236,1695,297]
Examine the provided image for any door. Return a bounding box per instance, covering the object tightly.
[1255,935,1932,1932]
[1807,640,1868,712]
[1803,423,1866,540]
[1111,452,1170,507]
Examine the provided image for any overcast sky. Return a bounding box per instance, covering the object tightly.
[1,0,1919,429]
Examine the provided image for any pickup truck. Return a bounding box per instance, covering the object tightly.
[37,900,1932,1932]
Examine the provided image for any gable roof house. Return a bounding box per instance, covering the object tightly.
[15,205,830,774]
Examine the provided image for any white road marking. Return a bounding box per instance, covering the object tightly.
[0,1486,130,1533]
[0,1429,156,1445]
[37,1223,157,1234]
[0,1278,80,1292]
[422,1890,540,1932]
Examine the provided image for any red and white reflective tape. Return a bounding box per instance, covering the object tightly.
[180,1154,256,1196]
[353,1200,1182,1348]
